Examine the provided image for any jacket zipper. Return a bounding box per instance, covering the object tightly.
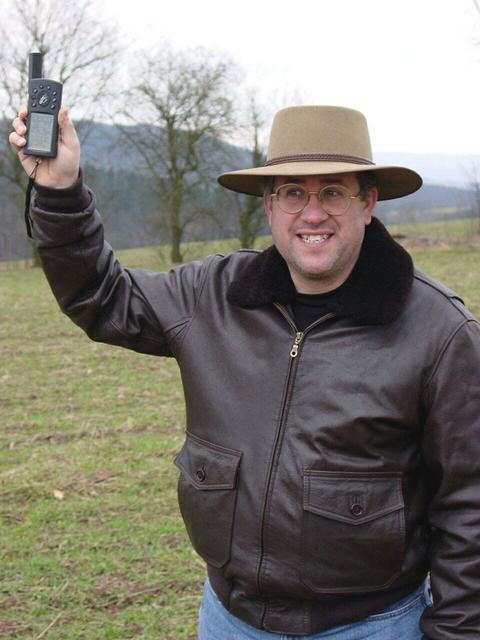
[290,331,304,358]
[257,305,335,627]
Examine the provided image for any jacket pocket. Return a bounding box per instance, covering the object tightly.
[301,470,405,593]
[174,432,242,568]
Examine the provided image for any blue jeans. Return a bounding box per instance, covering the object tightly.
[198,579,432,639]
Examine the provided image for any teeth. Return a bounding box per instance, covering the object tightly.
[300,234,329,243]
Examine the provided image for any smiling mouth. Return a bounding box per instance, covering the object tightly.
[298,234,331,244]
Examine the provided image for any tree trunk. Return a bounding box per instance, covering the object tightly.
[170,223,183,263]
[239,214,253,249]
[169,185,184,263]
[239,195,263,248]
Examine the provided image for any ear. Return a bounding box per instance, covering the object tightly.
[263,193,273,228]
[362,187,378,226]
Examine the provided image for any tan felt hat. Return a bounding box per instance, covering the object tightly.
[218,105,422,201]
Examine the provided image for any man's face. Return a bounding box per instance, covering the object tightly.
[263,173,377,294]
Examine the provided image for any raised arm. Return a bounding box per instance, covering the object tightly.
[10,107,210,359]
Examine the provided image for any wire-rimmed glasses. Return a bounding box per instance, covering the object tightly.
[270,183,361,215]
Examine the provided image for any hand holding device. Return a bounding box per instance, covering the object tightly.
[24,53,63,158]
[9,53,80,190]
[9,53,81,236]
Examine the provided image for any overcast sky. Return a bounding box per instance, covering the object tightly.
[104,0,479,155]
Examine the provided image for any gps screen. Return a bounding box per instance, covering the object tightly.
[28,113,54,153]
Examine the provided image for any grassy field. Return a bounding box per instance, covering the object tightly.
[1,221,479,639]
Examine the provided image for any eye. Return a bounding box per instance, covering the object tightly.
[287,188,302,199]
[280,185,304,200]
[323,186,343,199]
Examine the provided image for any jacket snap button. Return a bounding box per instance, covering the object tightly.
[350,503,364,516]
[195,468,206,482]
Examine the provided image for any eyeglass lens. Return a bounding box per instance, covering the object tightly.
[276,184,352,215]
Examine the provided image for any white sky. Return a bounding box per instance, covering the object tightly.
[103,0,480,155]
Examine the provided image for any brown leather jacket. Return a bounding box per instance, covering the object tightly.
[32,190,480,638]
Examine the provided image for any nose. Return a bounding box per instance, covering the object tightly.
[299,192,330,224]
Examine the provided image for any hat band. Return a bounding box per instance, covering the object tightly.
[265,153,375,167]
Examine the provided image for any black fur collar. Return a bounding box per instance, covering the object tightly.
[227,217,414,325]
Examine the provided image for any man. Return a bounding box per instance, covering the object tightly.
[10,105,480,639]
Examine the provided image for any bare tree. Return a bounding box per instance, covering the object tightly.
[116,45,238,263]
[233,97,267,248]
[223,88,309,249]
[0,0,121,263]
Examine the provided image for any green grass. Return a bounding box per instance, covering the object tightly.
[389,216,480,241]
[0,268,200,638]
[1,222,479,638]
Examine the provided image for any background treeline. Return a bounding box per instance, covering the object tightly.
[1,117,478,264]
[1,0,479,266]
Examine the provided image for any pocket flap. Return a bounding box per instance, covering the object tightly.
[303,471,404,525]
[174,432,242,490]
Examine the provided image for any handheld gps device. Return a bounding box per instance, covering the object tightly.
[24,52,63,158]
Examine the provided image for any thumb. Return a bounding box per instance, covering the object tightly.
[58,107,79,148]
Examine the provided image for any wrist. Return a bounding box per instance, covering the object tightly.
[34,172,79,190]
[34,169,92,213]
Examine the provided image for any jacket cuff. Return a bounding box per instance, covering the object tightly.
[34,168,92,213]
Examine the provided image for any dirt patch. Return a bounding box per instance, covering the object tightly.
[92,579,165,611]
[160,534,182,550]
[0,620,30,637]
[7,422,182,449]
[0,595,21,612]
[90,576,197,612]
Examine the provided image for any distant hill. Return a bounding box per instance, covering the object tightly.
[76,120,477,225]
[375,152,479,189]
[77,121,479,188]
[0,119,477,261]
[76,121,249,173]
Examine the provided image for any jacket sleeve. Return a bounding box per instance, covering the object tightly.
[31,190,212,358]
[420,319,480,639]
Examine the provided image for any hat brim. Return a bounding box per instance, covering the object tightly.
[218,162,422,201]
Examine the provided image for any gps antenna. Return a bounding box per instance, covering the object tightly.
[28,52,43,80]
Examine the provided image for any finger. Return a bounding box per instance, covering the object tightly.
[12,116,27,136]
[9,130,27,149]
[18,104,28,121]
[58,107,79,147]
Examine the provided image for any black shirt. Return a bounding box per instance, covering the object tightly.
[291,284,345,331]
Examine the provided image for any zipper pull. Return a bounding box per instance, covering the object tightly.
[290,332,304,358]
